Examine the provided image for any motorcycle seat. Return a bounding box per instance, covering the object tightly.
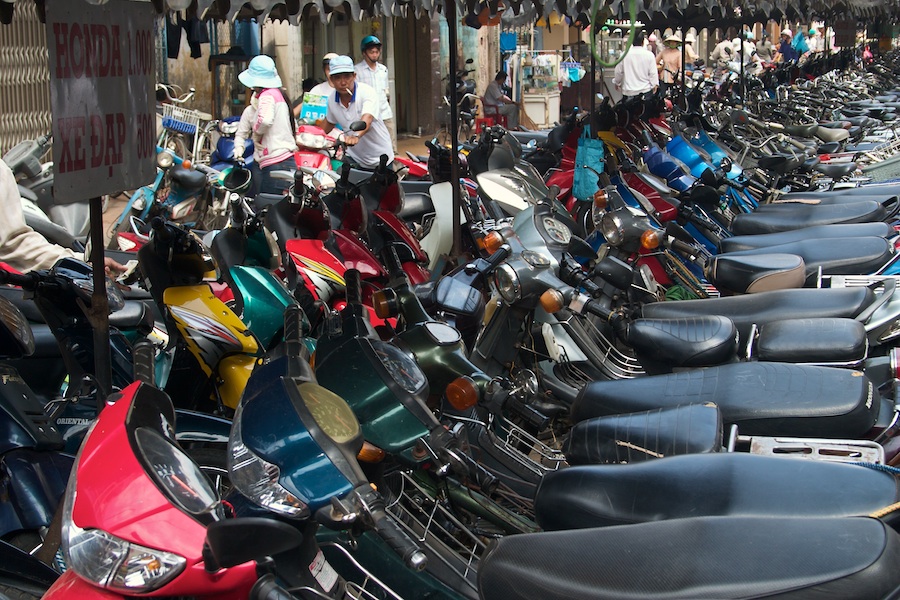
[397,192,434,222]
[719,222,894,252]
[706,253,806,294]
[534,454,900,530]
[624,316,738,375]
[815,161,858,177]
[818,141,845,154]
[756,153,803,175]
[169,167,207,192]
[819,120,851,129]
[570,361,879,438]
[479,516,900,600]
[639,286,874,344]
[782,123,819,137]
[725,236,894,283]
[817,126,851,143]
[731,200,885,235]
[756,318,867,365]
[766,193,896,207]
[800,156,821,172]
[109,300,152,331]
[563,403,722,465]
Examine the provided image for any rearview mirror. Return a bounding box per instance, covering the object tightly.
[203,518,303,571]
[349,120,367,132]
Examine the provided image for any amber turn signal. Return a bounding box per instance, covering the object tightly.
[357,441,386,463]
[372,288,399,320]
[641,229,661,250]
[181,159,192,170]
[446,376,479,410]
[482,231,504,255]
[593,188,608,208]
[539,289,566,313]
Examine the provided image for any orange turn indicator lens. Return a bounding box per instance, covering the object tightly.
[593,189,608,208]
[539,289,566,313]
[641,230,661,250]
[446,376,479,410]
[482,232,504,255]
[372,289,398,320]
[357,442,386,463]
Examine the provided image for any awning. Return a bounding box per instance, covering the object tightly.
[3,0,895,25]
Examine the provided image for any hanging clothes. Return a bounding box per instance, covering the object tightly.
[166,13,209,60]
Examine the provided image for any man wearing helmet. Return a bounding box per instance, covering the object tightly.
[774,29,799,63]
[355,35,396,152]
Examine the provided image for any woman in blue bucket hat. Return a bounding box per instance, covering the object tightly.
[233,55,298,196]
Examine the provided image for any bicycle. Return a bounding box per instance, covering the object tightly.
[156,83,216,165]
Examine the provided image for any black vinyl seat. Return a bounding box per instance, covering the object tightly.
[719,222,893,252]
[478,516,900,600]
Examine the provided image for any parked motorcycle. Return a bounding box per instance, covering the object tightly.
[41,344,319,600]
[108,147,218,251]
[4,133,92,240]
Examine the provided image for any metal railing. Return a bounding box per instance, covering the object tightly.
[0,1,50,155]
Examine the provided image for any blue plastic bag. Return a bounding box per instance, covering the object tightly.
[572,126,605,201]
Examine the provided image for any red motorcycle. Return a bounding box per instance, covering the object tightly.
[42,356,309,599]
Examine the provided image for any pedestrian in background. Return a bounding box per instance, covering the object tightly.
[657,33,683,96]
[756,31,774,62]
[613,31,659,98]
[355,36,396,152]
[234,55,297,196]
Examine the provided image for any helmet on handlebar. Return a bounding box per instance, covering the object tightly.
[360,35,382,52]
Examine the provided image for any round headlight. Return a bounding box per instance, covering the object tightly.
[493,264,521,303]
[156,151,174,169]
[600,212,625,246]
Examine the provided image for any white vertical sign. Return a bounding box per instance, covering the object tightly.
[46,0,156,200]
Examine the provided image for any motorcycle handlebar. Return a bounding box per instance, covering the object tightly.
[0,269,39,290]
[457,450,499,494]
[249,574,299,600]
[150,217,171,243]
[369,503,428,571]
[484,244,511,273]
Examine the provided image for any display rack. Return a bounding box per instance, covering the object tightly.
[521,51,560,128]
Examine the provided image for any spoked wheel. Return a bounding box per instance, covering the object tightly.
[163,134,190,162]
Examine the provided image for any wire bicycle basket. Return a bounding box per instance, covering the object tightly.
[161,104,202,136]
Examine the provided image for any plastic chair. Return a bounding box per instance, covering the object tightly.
[475,116,495,131]
[480,97,508,128]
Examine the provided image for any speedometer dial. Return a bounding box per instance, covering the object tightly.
[542,217,572,245]
[298,383,360,444]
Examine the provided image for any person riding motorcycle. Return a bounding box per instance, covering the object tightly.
[317,55,393,169]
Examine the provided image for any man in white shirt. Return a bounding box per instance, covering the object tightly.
[354,36,395,152]
[613,32,659,98]
[320,55,394,169]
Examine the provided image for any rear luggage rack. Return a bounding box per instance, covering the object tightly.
[726,425,885,464]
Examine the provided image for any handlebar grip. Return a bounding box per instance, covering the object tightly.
[150,217,171,243]
[132,339,156,387]
[0,269,38,289]
[484,244,511,273]
[670,239,700,258]
[371,508,428,571]
[459,452,499,494]
[506,397,550,430]
[283,304,305,360]
[249,574,299,600]
[344,269,362,305]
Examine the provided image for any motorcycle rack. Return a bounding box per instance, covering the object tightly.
[725,424,885,464]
